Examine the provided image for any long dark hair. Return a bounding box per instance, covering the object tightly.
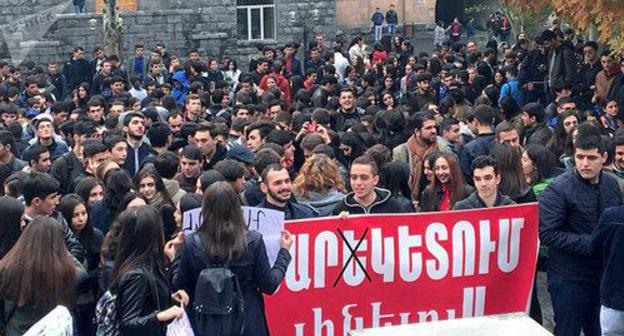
[103,168,134,214]
[134,167,174,208]
[111,206,166,287]
[59,194,98,254]
[0,216,75,310]
[199,182,246,260]
[379,161,412,199]
[490,143,528,199]
[74,176,104,208]
[426,151,466,209]
[524,144,558,184]
[547,110,579,158]
[0,196,24,259]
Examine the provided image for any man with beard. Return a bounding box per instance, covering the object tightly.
[258,163,315,220]
[392,110,439,201]
[121,112,155,176]
[401,73,437,112]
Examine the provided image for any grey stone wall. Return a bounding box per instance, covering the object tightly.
[0,0,336,68]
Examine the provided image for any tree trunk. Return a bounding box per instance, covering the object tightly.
[103,0,123,57]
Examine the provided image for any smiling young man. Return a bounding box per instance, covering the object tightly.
[539,123,622,336]
[332,156,405,215]
[258,163,315,220]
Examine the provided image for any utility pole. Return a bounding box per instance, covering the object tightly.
[103,0,123,57]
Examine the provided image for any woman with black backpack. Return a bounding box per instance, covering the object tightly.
[104,206,188,335]
[173,181,293,336]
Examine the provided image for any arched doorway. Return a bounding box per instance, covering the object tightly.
[435,0,464,27]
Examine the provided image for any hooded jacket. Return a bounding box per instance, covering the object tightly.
[331,188,406,215]
[296,189,345,217]
[452,191,515,210]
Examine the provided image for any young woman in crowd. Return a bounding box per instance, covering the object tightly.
[522,144,562,197]
[91,168,135,234]
[0,196,24,260]
[0,216,85,336]
[420,151,472,212]
[379,160,414,212]
[490,143,536,203]
[173,182,292,336]
[135,168,177,239]
[59,194,103,336]
[74,176,105,209]
[546,110,579,163]
[292,153,346,216]
[108,206,188,335]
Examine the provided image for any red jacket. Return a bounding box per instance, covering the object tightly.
[259,72,292,107]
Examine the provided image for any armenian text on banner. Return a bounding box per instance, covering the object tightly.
[265,204,539,335]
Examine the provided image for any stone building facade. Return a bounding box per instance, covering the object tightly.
[0,0,435,67]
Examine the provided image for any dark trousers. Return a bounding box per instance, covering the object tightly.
[548,270,601,336]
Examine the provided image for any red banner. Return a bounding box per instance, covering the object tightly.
[265,204,539,335]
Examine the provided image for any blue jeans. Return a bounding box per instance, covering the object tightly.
[374,25,382,41]
[548,270,601,336]
[388,24,396,35]
[74,4,84,13]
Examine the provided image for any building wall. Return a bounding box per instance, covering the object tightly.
[335,0,435,28]
[0,0,336,67]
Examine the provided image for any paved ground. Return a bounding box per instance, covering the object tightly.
[537,271,555,332]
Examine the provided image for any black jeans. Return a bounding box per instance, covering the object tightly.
[548,270,601,336]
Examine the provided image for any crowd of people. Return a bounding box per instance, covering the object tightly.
[0,20,623,336]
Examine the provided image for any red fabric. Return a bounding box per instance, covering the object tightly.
[284,57,293,73]
[303,79,314,90]
[439,184,451,211]
[259,72,292,107]
[452,22,460,34]
[372,50,388,65]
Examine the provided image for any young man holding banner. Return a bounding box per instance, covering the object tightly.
[259,163,316,220]
[539,123,622,336]
[332,155,406,215]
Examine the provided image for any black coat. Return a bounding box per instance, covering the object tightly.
[50,151,87,195]
[172,231,291,336]
[592,206,624,310]
[64,57,92,92]
[331,188,407,215]
[452,191,515,210]
[113,267,172,336]
[539,170,622,283]
[459,133,495,181]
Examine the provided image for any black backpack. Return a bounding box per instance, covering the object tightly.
[193,235,245,335]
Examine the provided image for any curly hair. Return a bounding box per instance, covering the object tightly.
[292,154,346,196]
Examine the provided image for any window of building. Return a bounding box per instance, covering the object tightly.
[236,0,275,41]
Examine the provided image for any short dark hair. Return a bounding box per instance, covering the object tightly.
[102,132,125,151]
[247,121,275,140]
[82,139,107,158]
[73,119,99,137]
[23,144,48,165]
[146,122,172,147]
[180,144,202,161]
[575,123,605,153]
[123,111,144,126]
[265,129,294,146]
[351,155,379,175]
[471,155,498,175]
[522,103,546,123]
[214,159,246,182]
[410,110,435,131]
[198,170,224,192]
[261,163,287,183]
[473,104,495,125]
[22,172,60,205]
[439,117,459,133]
[254,148,281,177]
[153,152,180,179]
